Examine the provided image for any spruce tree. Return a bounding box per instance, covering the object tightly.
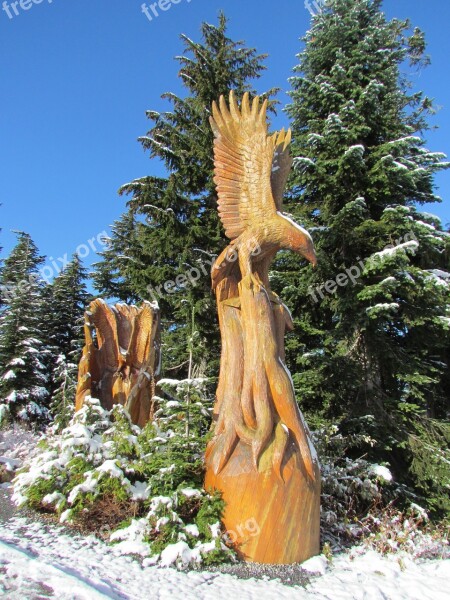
[50,354,78,431]
[92,209,142,304]
[0,232,50,424]
[46,255,90,426]
[278,0,450,513]
[47,254,90,361]
[93,13,278,378]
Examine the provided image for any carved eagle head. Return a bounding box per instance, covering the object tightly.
[277,212,317,267]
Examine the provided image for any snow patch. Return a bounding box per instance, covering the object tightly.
[372,241,419,260]
[371,464,393,482]
[301,554,328,575]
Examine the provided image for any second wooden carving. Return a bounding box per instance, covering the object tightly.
[75,299,160,428]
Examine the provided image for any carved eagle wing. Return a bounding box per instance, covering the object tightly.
[210,91,292,239]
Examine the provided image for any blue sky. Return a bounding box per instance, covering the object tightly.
[1,0,449,278]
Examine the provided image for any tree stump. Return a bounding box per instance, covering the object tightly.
[75,299,161,428]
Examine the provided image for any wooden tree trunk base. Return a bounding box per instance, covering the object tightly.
[204,274,321,564]
[205,437,320,564]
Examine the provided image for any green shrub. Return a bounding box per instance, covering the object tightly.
[14,388,233,568]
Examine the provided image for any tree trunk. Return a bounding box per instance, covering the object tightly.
[205,272,320,564]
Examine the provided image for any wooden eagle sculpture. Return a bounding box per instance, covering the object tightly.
[210,90,316,291]
[205,91,320,565]
[75,299,161,428]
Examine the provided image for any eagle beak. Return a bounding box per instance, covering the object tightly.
[300,244,317,268]
[308,252,317,268]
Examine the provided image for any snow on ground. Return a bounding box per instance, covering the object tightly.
[0,427,39,524]
[0,426,39,468]
[0,515,448,599]
[0,427,39,481]
[0,426,449,599]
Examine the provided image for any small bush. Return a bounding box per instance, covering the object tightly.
[14,392,233,568]
[362,504,449,559]
[315,425,449,557]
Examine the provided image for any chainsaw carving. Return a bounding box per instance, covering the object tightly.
[75,299,161,428]
[204,91,321,564]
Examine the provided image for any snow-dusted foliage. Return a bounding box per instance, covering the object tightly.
[362,505,449,560]
[0,232,51,424]
[316,426,396,546]
[315,425,449,558]
[48,354,77,432]
[13,396,233,568]
[281,0,450,518]
[13,406,448,567]
[0,425,39,484]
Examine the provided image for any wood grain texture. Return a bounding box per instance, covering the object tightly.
[205,92,321,564]
[75,299,161,428]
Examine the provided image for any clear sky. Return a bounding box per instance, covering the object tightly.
[1,0,449,278]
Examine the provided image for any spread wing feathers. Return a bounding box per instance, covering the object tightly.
[270,129,293,211]
[127,302,156,369]
[210,91,287,240]
[89,299,119,370]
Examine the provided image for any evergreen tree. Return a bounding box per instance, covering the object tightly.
[50,354,77,431]
[0,232,50,425]
[46,255,90,425]
[277,0,450,513]
[93,13,278,378]
[47,254,90,361]
[92,209,142,304]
